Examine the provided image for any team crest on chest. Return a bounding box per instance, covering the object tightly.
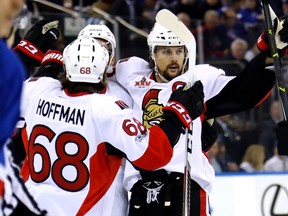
[135,77,152,88]
[142,89,164,128]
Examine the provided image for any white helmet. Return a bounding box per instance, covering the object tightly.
[147,22,185,53]
[63,37,109,83]
[147,22,189,82]
[78,24,116,63]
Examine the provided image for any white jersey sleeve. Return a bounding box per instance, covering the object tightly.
[185,64,234,101]
[116,56,151,88]
[106,80,133,108]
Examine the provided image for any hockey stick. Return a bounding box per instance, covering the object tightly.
[183,122,192,216]
[261,0,288,120]
[155,9,196,82]
[182,83,193,216]
[156,9,194,216]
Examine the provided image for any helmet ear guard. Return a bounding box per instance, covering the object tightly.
[63,37,109,84]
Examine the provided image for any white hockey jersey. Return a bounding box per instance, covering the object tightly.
[116,56,234,193]
[18,77,174,216]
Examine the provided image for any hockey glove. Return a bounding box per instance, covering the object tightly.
[274,120,288,156]
[14,19,60,66]
[32,50,64,79]
[129,169,168,214]
[257,16,288,58]
[201,119,217,152]
[162,81,204,130]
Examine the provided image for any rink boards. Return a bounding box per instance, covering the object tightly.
[209,172,288,216]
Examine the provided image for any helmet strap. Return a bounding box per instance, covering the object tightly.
[153,63,170,83]
[150,52,168,83]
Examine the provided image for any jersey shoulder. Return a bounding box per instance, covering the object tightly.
[194,64,232,100]
[115,56,151,86]
[106,80,133,108]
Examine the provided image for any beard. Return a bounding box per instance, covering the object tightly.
[162,64,182,81]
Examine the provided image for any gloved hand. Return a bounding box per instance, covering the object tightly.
[274,120,288,156]
[162,81,204,129]
[32,50,64,79]
[129,169,169,214]
[14,19,60,66]
[257,16,288,57]
[201,119,217,152]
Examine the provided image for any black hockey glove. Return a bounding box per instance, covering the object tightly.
[201,119,217,152]
[14,19,60,67]
[162,81,204,130]
[32,50,64,79]
[274,120,288,156]
[129,169,168,214]
[257,16,288,58]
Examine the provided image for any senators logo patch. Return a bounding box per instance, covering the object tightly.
[142,89,164,128]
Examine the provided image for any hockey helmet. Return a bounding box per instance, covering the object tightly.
[147,22,185,53]
[78,24,116,64]
[63,37,109,83]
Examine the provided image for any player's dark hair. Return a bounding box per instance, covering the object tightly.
[58,71,107,93]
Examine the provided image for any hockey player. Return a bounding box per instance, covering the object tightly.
[0,0,44,215]
[115,18,288,215]
[0,0,25,165]
[10,23,135,215]
[1,17,63,216]
[16,37,205,215]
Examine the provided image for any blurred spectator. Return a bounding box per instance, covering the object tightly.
[258,100,284,161]
[239,144,265,172]
[237,0,265,47]
[264,145,288,171]
[92,0,114,12]
[197,0,223,20]
[27,0,96,12]
[221,7,246,44]
[244,42,260,61]
[141,0,160,30]
[206,141,223,173]
[172,0,202,20]
[220,0,242,16]
[270,0,288,17]
[220,38,249,76]
[110,0,144,29]
[141,0,178,28]
[141,0,179,30]
[214,115,244,165]
[194,9,229,61]
[158,0,179,11]
[177,12,192,30]
[215,139,240,172]
[110,0,146,58]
